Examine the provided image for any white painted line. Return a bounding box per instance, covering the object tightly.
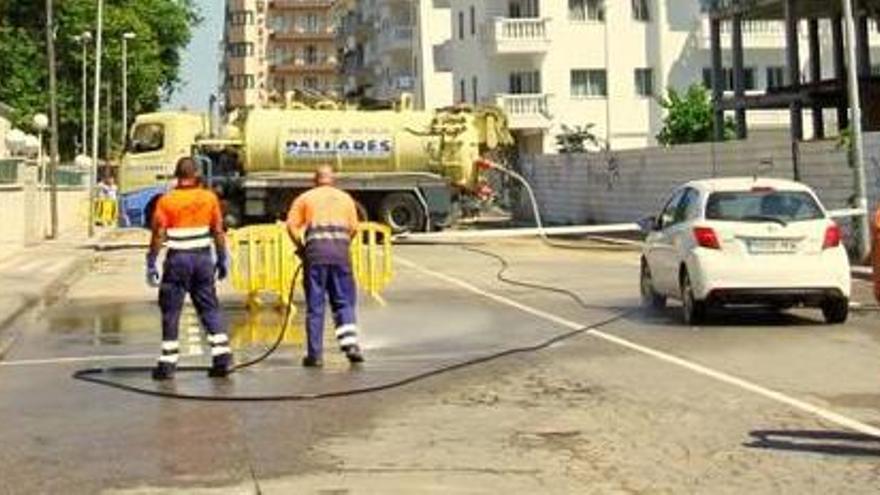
[0,353,155,367]
[398,257,880,438]
[399,224,640,241]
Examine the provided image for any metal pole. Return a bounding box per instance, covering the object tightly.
[732,14,747,140]
[842,0,871,260]
[45,0,59,239]
[710,17,724,142]
[82,37,89,155]
[89,0,104,238]
[122,36,127,148]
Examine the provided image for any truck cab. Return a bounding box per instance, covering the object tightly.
[119,112,208,226]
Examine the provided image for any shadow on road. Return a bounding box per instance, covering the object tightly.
[629,307,821,328]
[744,430,880,457]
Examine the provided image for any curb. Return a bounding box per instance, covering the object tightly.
[0,252,95,361]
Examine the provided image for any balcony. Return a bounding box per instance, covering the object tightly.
[495,94,552,129]
[270,27,336,41]
[483,17,551,56]
[379,26,413,52]
[270,57,339,73]
[699,19,800,50]
[269,0,334,9]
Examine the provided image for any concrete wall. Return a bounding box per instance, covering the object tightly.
[519,133,880,229]
[0,161,89,257]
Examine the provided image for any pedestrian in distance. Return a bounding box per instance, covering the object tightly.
[146,157,233,380]
[287,164,365,367]
[874,204,880,305]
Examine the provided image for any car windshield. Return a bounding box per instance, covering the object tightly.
[129,123,165,154]
[705,190,825,223]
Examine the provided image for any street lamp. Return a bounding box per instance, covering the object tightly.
[33,113,49,179]
[89,0,105,238]
[122,32,136,148]
[73,31,92,155]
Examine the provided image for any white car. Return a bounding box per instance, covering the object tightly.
[640,177,851,325]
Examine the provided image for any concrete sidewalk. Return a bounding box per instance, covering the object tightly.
[0,238,97,358]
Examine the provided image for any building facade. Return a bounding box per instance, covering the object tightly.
[222,0,340,112]
[336,0,453,110]
[439,0,880,154]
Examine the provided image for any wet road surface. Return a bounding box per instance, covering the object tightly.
[0,241,879,493]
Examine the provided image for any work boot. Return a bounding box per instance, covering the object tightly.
[302,356,324,368]
[345,345,365,364]
[208,353,233,378]
[151,362,176,381]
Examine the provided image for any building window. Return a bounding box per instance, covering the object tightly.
[304,76,319,89]
[509,70,541,94]
[766,66,786,89]
[228,10,254,26]
[458,11,465,39]
[304,13,319,32]
[228,42,254,58]
[632,0,650,22]
[635,68,654,96]
[571,69,607,97]
[702,67,757,91]
[470,6,476,36]
[304,45,318,65]
[569,0,604,22]
[460,79,467,103]
[472,76,478,104]
[229,74,255,89]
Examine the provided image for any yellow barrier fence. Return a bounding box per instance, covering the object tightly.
[228,222,394,309]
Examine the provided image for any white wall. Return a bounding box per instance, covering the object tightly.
[0,115,10,158]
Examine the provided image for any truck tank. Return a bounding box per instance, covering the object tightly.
[229,103,502,191]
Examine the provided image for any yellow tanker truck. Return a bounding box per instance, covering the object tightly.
[119,95,512,232]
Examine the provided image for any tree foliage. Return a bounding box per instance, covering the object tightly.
[0,0,200,158]
[656,85,734,146]
[556,123,605,154]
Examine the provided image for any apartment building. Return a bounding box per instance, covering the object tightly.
[222,0,340,112]
[438,0,880,154]
[336,0,453,110]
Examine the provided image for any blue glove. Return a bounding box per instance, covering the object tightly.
[215,250,230,281]
[146,253,161,287]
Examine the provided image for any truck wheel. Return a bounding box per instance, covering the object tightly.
[378,193,426,234]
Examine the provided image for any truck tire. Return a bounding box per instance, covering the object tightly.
[378,193,426,234]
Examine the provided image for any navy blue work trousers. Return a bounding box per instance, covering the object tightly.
[159,249,225,344]
[303,263,358,359]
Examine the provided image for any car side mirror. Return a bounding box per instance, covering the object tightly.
[638,216,659,233]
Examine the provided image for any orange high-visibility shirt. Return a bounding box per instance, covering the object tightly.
[154,186,223,250]
[287,186,359,265]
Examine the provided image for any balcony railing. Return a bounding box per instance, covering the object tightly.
[270,0,334,9]
[495,93,552,129]
[484,17,551,55]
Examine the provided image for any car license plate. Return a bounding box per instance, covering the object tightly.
[748,239,798,254]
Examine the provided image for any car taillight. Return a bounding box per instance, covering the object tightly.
[693,227,721,249]
[823,223,842,249]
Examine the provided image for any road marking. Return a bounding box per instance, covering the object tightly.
[398,257,880,438]
[0,353,155,367]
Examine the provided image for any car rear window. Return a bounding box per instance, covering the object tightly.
[705,190,825,223]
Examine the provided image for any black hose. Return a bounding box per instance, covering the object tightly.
[72,250,634,402]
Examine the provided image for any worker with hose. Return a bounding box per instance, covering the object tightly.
[146,157,233,381]
[287,165,365,367]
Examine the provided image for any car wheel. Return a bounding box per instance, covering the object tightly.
[821,297,849,325]
[640,260,666,311]
[680,271,706,326]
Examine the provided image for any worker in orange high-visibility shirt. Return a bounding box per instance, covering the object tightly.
[147,157,232,381]
[287,165,364,367]
[874,205,880,304]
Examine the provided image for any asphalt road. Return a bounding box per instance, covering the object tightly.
[0,241,879,494]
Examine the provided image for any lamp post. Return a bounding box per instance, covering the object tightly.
[122,32,136,148]
[842,0,871,260]
[33,114,49,238]
[73,31,92,155]
[45,0,60,239]
[89,0,104,238]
